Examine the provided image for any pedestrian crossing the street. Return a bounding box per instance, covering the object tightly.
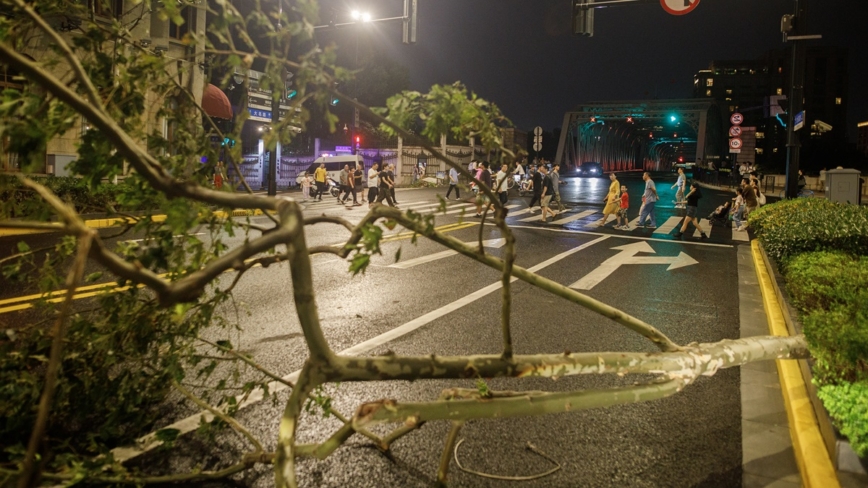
[299,197,750,243]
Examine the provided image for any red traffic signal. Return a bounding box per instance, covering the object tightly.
[626,116,634,123]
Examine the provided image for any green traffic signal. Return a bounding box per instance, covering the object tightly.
[330,97,340,106]
[286,89,297,99]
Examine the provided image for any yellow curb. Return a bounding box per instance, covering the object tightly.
[751,241,840,488]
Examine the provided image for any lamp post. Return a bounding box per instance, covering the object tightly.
[784,0,809,199]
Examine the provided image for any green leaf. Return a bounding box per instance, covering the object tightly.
[16,241,30,253]
[349,254,370,276]
[84,272,103,283]
[394,247,402,263]
[155,428,181,443]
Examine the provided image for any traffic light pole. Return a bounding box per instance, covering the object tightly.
[784,0,807,199]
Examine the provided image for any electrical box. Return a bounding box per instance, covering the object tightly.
[825,168,862,205]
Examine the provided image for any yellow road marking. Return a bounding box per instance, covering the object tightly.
[751,241,840,488]
[0,222,478,315]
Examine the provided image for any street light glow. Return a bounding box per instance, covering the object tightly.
[351,10,360,19]
[361,12,371,22]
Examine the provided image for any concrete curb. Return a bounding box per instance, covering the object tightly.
[751,240,840,488]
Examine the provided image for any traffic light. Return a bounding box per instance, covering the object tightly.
[286,89,297,100]
[330,97,339,106]
[669,115,678,123]
[354,135,361,148]
[572,0,594,37]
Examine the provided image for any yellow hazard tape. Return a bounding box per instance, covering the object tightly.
[751,241,840,488]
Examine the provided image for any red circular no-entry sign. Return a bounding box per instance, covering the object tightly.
[660,0,700,16]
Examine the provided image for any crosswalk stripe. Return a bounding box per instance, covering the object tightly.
[731,227,750,242]
[551,210,596,225]
[507,207,534,218]
[692,219,705,238]
[653,216,683,235]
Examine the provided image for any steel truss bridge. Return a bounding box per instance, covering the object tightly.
[554,99,725,172]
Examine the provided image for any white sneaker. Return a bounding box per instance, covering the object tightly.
[736,226,745,231]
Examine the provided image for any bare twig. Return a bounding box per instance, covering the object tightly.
[172,380,264,453]
[18,232,93,488]
[437,421,464,485]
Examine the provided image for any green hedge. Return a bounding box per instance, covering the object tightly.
[817,381,868,457]
[750,198,868,262]
[784,251,868,312]
[0,175,164,218]
[802,294,868,385]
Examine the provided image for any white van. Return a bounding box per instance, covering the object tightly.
[296,155,362,185]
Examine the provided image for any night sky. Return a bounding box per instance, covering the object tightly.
[320,0,868,141]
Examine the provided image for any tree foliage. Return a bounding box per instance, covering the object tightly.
[0,0,809,486]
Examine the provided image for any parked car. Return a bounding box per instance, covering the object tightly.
[577,162,603,177]
[295,154,362,185]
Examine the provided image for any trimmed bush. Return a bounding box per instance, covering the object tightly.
[751,198,868,262]
[802,292,868,385]
[817,381,868,457]
[0,175,164,218]
[784,251,868,312]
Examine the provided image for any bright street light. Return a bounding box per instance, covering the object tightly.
[350,10,371,22]
[351,10,360,19]
[361,12,371,22]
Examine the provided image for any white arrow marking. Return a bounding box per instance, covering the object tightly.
[569,241,697,290]
[388,238,506,269]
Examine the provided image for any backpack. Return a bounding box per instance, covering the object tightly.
[757,190,766,206]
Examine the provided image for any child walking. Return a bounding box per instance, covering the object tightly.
[616,186,630,229]
[301,172,312,201]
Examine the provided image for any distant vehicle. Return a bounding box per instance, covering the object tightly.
[296,154,362,185]
[577,162,603,177]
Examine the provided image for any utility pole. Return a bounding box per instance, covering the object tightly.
[783,0,808,199]
[267,2,283,197]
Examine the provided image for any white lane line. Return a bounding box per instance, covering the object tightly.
[653,216,683,235]
[498,223,733,248]
[388,238,506,269]
[550,210,596,225]
[342,235,609,356]
[112,234,610,463]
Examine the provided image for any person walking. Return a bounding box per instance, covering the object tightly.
[550,164,565,213]
[732,187,746,231]
[314,163,328,201]
[638,172,658,229]
[341,164,360,206]
[354,163,365,203]
[528,165,543,211]
[446,166,461,199]
[375,164,397,207]
[672,168,686,207]
[539,165,556,222]
[595,172,621,227]
[337,164,351,203]
[615,186,630,229]
[388,164,399,204]
[301,172,312,201]
[741,178,758,220]
[367,163,380,208]
[495,163,510,205]
[474,161,493,218]
[673,182,708,240]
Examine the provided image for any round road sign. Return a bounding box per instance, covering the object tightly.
[533,143,542,152]
[533,126,543,136]
[730,113,744,125]
[660,0,700,16]
[729,126,742,137]
[729,138,743,150]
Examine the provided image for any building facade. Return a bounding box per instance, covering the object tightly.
[693,46,848,172]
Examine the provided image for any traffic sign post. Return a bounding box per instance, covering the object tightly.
[728,126,742,137]
[730,113,744,126]
[729,138,743,150]
[660,0,700,16]
[533,126,543,157]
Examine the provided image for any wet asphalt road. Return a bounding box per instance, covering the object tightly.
[1,172,748,487]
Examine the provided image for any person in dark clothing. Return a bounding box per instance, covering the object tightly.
[474,161,493,217]
[388,164,399,204]
[375,166,397,207]
[674,182,707,240]
[528,166,543,211]
[354,164,365,202]
[340,164,360,206]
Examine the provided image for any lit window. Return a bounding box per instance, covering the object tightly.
[776,88,783,95]
[778,67,783,74]
[835,97,842,105]
[706,79,714,87]
[725,97,732,101]
[756,148,764,155]
[729,106,736,112]
[773,148,779,153]
[756,132,765,139]
[725,89,733,95]
[706,89,712,96]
